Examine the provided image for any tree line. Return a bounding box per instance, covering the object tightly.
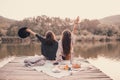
[1,15,120,40]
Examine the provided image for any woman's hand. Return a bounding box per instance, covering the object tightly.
[74,16,80,24]
[73,16,80,34]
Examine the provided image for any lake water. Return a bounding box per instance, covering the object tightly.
[0,42,120,80]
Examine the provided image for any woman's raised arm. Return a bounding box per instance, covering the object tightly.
[26,29,45,42]
[72,16,80,34]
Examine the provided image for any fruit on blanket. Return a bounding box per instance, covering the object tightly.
[58,65,71,70]
[64,65,69,70]
[72,64,80,68]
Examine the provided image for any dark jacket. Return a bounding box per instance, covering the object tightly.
[36,34,58,60]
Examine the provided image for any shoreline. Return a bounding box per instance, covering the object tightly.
[1,35,120,43]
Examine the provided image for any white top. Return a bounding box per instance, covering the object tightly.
[56,33,76,61]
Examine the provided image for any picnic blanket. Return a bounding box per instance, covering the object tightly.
[24,56,94,78]
[32,61,72,78]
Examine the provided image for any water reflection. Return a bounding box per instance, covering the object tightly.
[0,42,41,59]
[74,41,120,61]
[0,42,120,61]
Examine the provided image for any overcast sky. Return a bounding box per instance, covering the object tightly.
[0,0,120,20]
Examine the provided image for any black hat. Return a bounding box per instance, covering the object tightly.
[18,27,30,38]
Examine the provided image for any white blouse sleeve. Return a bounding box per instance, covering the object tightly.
[71,33,76,60]
[71,33,76,46]
[56,40,63,61]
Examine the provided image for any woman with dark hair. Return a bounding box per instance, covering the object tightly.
[26,29,58,60]
[56,16,79,61]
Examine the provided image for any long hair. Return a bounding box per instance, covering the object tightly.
[45,31,56,45]
[62,29,71,56]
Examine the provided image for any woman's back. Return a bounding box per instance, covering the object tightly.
[36,34,58,60]
[41,41,58,60]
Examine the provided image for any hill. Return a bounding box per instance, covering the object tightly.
[100,15,120,25]
[0,16,17,36]
[0,16,16,29]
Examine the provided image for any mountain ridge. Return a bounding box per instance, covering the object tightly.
[99,15,120,25]
[0,16,16,29]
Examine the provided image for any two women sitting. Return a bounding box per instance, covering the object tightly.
[24,16,79,66]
